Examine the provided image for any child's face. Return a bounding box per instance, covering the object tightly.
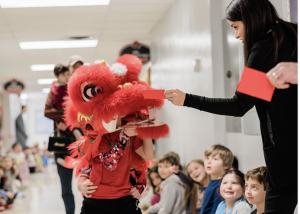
[245,178,266,205]
[56,71,70,85]
[13,144,22,153]
[187,162,206,183]
[158,161,173,179]
[24,148,32,155]
[220,173,244,202]
[205,153,228,178]
[150,172,162,187]
[2,158,13,171]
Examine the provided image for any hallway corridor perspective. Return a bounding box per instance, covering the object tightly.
[5,164,83,214]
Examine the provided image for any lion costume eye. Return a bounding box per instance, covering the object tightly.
[81,82,102,102]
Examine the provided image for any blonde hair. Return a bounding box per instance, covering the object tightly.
[204,144,234,168]
[184,159,209,214]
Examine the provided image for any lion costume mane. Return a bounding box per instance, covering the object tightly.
[63,54,169,187]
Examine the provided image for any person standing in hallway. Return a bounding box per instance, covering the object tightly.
[44,64,76,214]
[67,55,84,75]
[15,106,27,149]
[164,0,297,214]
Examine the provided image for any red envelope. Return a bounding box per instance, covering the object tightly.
[142,90,166,99]
[237,67,275,102]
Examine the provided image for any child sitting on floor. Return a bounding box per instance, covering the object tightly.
[216,169,252,214]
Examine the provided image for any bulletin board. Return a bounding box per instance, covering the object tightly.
[35,110,53,134]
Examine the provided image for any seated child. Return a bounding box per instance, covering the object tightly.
[1,158,18,209]
[9,142,25,179]
[216,169,252,214]
[201,144,234,214]
[78,127,154,214]
[245,167,267,214]
[24,147,37,173]
[172,159,210,214]
[148,165,162,205]
[32,146,43,172]
[9,142,25,167]
[145,153,185,214]
[2,156,18,192]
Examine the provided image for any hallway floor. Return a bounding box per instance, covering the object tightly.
[5,164,83,214]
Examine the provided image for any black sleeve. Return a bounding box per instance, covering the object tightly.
[183,44,273,116]
[183,92,256,117]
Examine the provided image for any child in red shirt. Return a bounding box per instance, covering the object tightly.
[78,127,153,214]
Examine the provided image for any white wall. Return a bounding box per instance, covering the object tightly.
[2,93,20,153]
[151,0,216,167]
[151,0,288,173]
[25,93,53,148]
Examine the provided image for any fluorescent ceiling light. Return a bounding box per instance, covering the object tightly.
[37,78,56,85]
[20,40,98,50]
[42,88,51,93]
[20,93,28,100]
[31,64,55,71]
[0,0,110,8]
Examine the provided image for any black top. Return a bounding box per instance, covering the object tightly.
[251,209,264,214]
[184,27,297,188]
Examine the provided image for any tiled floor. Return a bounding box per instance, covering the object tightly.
[5,164,83,214]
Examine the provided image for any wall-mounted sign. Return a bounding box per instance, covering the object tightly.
[4,79,25,94]
[120,41,150,64]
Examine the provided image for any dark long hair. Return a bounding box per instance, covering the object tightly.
[226,0,297,65]
[148,166,162,194]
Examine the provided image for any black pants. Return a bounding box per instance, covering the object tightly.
[265,182,297,214]
[55,154,75,214]
[81,196,142,214]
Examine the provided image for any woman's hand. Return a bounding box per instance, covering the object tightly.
[130,187,141,199]
[267,62,298,89]
[164,88,186,106]
[78,179,98,198]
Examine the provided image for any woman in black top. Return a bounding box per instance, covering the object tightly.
[164,1,297,214]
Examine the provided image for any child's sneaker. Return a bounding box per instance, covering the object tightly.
[0,199,6,207]
[5,204,12,209]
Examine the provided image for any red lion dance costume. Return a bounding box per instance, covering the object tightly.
[63,54,169,210]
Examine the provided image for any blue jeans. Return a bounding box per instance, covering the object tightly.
[55,154,75,214]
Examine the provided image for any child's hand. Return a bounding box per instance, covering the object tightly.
[58,122,67,131]
[169,165,180,174]
[130,187,141,199]
[79,179,98,198]
[154,185,160,195]
[6,192,14,199]
[123,122,137,137]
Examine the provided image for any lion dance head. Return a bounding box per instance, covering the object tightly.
[63,54,169,182]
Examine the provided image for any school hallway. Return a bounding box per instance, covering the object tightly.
[5,164,83,214]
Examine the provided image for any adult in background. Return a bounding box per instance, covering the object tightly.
[44,63,80,214]
[164,0,297,214]
[15,106,27,149]
[67,55,84,75]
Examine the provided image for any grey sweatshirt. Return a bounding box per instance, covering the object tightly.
[146,174,185,214]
